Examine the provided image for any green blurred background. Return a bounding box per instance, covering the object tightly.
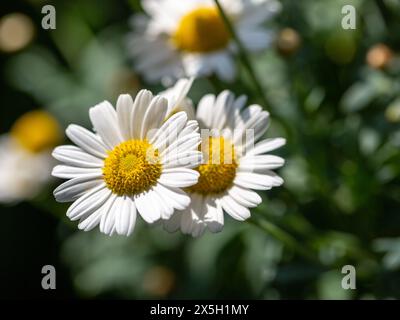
[1,0,400,299]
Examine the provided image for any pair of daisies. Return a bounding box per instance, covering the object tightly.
[127,0,281,82]
[53,79,285,237]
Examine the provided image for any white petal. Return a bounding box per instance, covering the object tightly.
[151,187,174,219]
[52,146,104,168]
[181,193,203,235]
[238,1,281,27]
[153,183,190,211]
[52,165,102,179]
[173,78,193,106]
[109,226,117,237]
[162,77,194,116]
[211,90,235,130]
[66,185,111,221]
[225,94,247,130]
[161,132,200,158]
[186,194,208,237]
[204,197,224,233]
[178,120,199,138]
[163,211,183,233]
[182,53,212,79]
[141,95,168,140]
[77,207,104,231]
[220,195,251,221]
[162,151,203,169]
[254,170,285,185]
[130,90,153,139]
[239,155,285,171]
[115,196,137,236]
[214,55,236,82]
[159,168,199,188]
[151,112,187,151]
[233,105,270,146]
[135,44,177,71]
[246,138,286,156]
[227,185,262,208]
[116,94,134,140]
[66,124,108,158]
[196,94,215,128]
[99,194,118,235]
[177,100,196,120]
[191,221,207,237]
[135,191,161,223]
[53,177,104,203]
[239,28,274,52]
[89,101,123,149]
[234,172,284,190]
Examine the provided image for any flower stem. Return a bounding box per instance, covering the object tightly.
[248,217,323,266]
[214,0,270,108]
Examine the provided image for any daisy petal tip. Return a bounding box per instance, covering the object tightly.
[119,93,133,99]
[51,146,61,157]
[174,110,188,122]
[66,212,78,221]
[126,228,135,237]
[65,123,76,134]
[50,166,59,178]
[117,93,134,104]
[53,191,64,203]
[138,89,153,99]
[275,177,284,186]
[92,100,111,111]
[155,95,169,110]
[277,137,287,147]
[207,221,224,233]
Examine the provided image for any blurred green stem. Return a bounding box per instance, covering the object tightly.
[248,217,322,266]
[214,0,269,108]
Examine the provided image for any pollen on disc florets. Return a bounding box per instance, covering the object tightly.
[187,137,238,195]
[172,7,230,53]
[103,140,162,196]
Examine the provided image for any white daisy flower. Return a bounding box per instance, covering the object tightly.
[163,90,285,237]
[52,90,202,237]
[0,111,61,203]
[128,0,281,83]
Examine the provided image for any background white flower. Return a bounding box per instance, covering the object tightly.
[164,90,285,237]
[52,90,202,237]
[0,136,54,203]
[127,0,281,83]
[0,111,61,204]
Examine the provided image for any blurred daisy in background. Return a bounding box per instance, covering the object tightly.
[52,90,202,236]
[164,90,285,237]
[0,111,61,203]
[127,0,280,83]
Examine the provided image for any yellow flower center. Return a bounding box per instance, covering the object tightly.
[172,7,230,53]
[11,110,62,153]
[187,137,237,195]
[103,140,162,196]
